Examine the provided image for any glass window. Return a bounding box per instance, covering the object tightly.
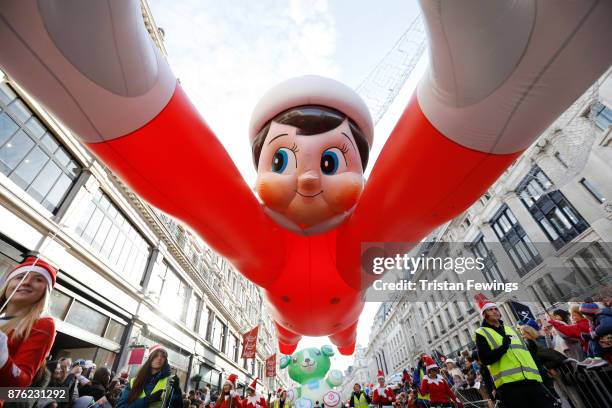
[65,301,109,336]
[198,306,210,338]
[580,178,606,203]
[0,84,81,213]
[186,292,200,330]
[517,167,589,249]
[49,290,72,320]
[74,190,151,286]
[491,206,541,276]
[104,319,125,343]
[212,317,226,351]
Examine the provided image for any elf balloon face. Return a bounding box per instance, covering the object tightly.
[254,108,366,230]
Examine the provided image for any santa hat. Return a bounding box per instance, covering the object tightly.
[148,344,168,356]
[4,257,57,290]
[249,75,374,148]
[224,373,238,389]
[276,388,284,397]
[474,293,498,317]
[248,378,258,391]
[423,355,438,371]
[377,370,385,380]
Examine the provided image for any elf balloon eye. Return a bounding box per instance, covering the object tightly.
[321,149,340,175]
[272,148,290,173]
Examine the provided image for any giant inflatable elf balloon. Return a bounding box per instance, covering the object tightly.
[0,1,610,355]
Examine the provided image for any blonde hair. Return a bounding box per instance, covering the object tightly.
[519,325,539,339]
[0,275,50,341]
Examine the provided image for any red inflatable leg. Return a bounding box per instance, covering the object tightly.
[275,322,301,355]
[329,322,357,355]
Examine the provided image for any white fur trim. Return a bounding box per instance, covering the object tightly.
[0,331,8,368]
[6,265,53,289]
[480,302,498,316]
[426,363,439,370]
[424,374,445,385]
[249,75,373,147]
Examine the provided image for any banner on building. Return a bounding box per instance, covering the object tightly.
[265,354,276,377]
[241,326,259,359]
[509,301,535,323]
[128,347,146,365]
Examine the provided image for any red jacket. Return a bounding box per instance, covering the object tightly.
[0,317,55,386]
[420,376,461,405]
[242,395,267,408]
[549,318,590,351]
[215,393,242,408]
[372,387,395,406]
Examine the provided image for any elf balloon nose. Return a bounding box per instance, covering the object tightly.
[298,170,321,194]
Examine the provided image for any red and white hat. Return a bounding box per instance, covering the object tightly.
[148,344,168,356]
[423,355,438,371]
[249,75,374,147]
[4,257,57,290]
[224,373,238,389]
[377,370,385,380]
[276,388,284,397]
[248,378,258,391]
[474,293,498,317]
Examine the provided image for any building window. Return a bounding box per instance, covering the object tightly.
[471,235,506,294]
[212,317,227,352]
[75,189,151,286]
[590,101,612,130]
[186,292,200,331]
[517,167,589,249]
[0,83,81,213]
[580,178,606,203]
[65,300,108,336]
[229,334,239,362]
[491,206,541,276]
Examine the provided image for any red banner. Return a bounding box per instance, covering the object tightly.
[265,354,276,377]
[127,347,146,365]
[241,326,259,359]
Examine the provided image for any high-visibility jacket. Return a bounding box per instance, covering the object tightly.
[417,369,429,401]
[475,325,542,388]
[351,392,369,408]
[130,376,168,408]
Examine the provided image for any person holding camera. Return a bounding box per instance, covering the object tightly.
[117,345,182,408]
[474,295,552,408]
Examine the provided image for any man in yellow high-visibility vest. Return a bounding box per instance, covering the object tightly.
[474,294,554,408]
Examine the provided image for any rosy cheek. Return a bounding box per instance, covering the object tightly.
[255,173,295,211]
[323,174,363,213]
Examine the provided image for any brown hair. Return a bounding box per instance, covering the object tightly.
[251,105,370,170]
[128,349,168,403]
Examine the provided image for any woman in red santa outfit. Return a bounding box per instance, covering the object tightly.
[0,257,57,388]
[243,378,267,408]
[419,357,462,408]
[372,371,395,408]
[214,374,242,408]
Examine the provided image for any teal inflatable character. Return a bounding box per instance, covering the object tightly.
[280,346,343,408]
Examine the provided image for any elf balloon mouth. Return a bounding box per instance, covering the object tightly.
[296,190,323,198]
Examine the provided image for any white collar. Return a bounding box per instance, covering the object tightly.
[424,374,445,385]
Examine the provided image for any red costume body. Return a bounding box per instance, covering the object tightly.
[242,395,268,408]
[0,317,55,386]
[215,394,242,408]
[420,376,461,406]
[372,386,395,407]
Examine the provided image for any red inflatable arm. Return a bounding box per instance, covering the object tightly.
[87,87,284,287]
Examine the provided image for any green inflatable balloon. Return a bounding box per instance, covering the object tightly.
[280,346,344,408]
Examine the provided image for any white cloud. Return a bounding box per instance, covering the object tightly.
[150,0,339,185]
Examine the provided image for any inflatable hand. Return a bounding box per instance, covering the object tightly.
[326,370,343,387]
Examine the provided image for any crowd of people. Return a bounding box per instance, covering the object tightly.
[345,292,611,408]
[1,258,611,408]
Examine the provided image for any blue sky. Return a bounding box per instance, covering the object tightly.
[147,0,424,372]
